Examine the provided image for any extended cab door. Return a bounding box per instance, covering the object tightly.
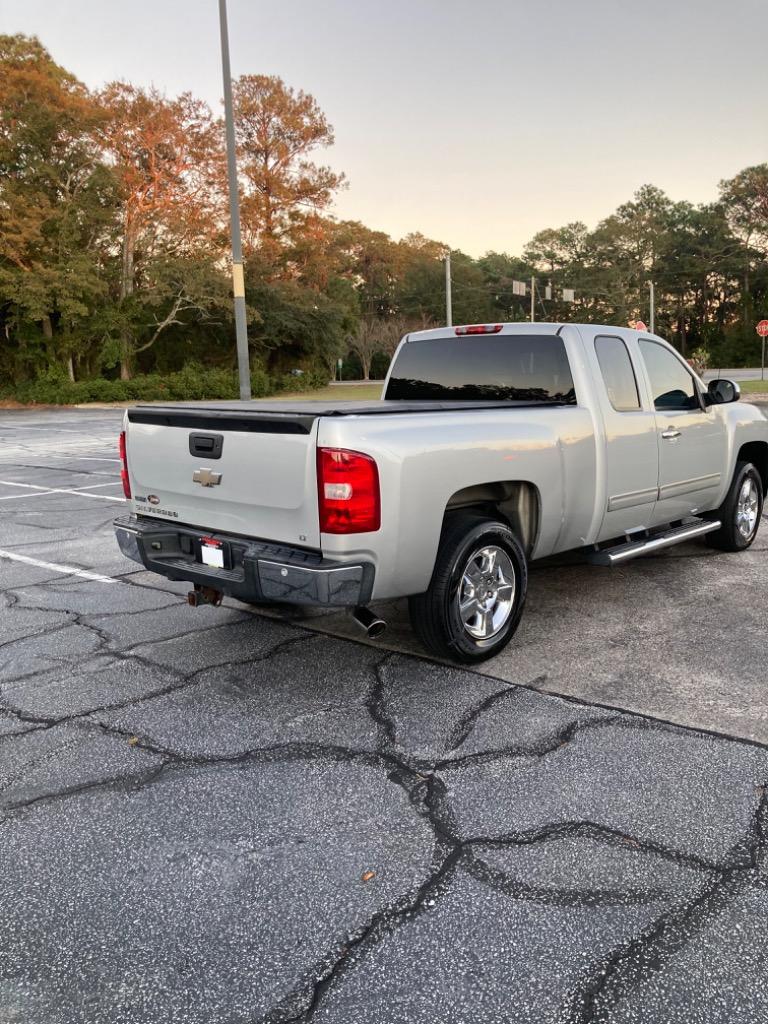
[637,339,728,524]
[590,333,660,540]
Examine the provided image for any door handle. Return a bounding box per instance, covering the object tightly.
[661,427,681,440]
[189,433,223,459]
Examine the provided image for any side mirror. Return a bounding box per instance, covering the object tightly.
[707,378,740,404]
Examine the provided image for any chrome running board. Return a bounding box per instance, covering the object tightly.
[588,519,721,566]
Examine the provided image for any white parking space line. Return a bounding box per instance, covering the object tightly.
[55,489,123,502]
[0,480,125,503]
[0,549,119,583]
[0,425,86,433]
[0,481,60,492]
[0,490,58,501]
[71,481,122,491]
[56,489,124,502]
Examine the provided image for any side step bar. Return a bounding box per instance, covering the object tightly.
[588,519,721,566]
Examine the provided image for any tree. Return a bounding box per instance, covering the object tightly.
[96,83,224,377]
[719,165,768,333]
[397,240,494,326]
[0,34,115,382]
[719,165,768,251]
[331,220,403,317]
[348,317,407,380]
[523,223,588,273]
[476,252,536,321]
[233,75,345,264]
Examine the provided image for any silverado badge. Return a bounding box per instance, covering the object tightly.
[193,468,222,487]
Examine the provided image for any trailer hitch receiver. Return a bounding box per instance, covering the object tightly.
[187,584,223,608]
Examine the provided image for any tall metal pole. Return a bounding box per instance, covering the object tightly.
[219,0,251,400]
[445,253,452,327]
[649,280,655,335]
[530,276,535,323]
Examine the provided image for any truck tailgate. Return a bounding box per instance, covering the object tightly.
[125,406,321,548]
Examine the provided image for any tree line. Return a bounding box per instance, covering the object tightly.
[2,32,767,397]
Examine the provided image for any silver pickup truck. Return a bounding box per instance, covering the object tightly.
[114,323,767,663]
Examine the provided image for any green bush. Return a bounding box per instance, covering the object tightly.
[0,361,326,406]
[250,365,273,397]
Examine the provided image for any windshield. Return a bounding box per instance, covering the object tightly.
[384,333,577,403]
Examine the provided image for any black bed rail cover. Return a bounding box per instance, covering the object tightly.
[127,398,565,434]
[127,405,317,434]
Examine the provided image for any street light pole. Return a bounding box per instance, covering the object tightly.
[530,276,535,323]
[444,252,452,327]
[218,0,251,400]
[648,280,655,335]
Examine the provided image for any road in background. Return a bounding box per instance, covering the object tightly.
[1,407,767,1023]
[703,367,766,381]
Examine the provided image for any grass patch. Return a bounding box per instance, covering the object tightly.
[737,379,768,394]
[272,383,384,402]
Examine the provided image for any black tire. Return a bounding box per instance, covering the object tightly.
[408,513,528,664]
[706,461,763,551]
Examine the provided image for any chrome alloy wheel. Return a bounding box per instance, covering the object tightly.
[736,477,759,540]
[457,545,516,641]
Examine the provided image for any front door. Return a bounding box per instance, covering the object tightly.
[638,339,727,524]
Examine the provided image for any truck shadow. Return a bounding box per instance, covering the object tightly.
[264,524,768,744]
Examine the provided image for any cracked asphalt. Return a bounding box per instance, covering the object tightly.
[0,406,767,1024]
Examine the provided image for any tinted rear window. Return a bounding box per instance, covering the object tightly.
[594,335,640,411]
[384,333,577,404]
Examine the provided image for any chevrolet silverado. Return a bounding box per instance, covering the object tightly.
[114,323,767,662]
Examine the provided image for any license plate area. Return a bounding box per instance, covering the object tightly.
[197,536,231,570]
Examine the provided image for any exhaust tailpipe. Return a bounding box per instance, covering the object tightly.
[352,606,387,640]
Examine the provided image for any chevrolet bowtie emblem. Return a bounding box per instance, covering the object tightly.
[193,468,222,487]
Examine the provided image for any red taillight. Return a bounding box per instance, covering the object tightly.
[118,430,131,499]
[455,324,503,335]
[317,448,380,534]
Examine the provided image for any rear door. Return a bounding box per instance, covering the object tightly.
[637,339,727,524]
[589,333,659,540]
[126,407,322,548]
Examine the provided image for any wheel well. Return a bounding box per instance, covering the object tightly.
[444,481,539,554]
[738,442,768,494]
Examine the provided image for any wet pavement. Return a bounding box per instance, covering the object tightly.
[0,407,767,1024]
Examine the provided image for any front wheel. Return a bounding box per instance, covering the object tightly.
[706,461,763,551]
[408,514,528,664]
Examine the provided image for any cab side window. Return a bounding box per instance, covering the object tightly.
[594,336,640,411]
[639,340,699,411]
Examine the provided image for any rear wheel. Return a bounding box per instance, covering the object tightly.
[408,514,527,664]
[706,461,763,551]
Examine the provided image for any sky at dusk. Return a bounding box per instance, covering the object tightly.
[2,0,766,256]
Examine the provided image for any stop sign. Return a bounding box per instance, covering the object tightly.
[634,320,647,332]
[756,320,768,337]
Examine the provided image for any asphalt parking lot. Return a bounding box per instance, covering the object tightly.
[1,406,767,1024]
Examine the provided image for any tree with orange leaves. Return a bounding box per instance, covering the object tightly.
[96,83,226,378]
[233,74,345,267]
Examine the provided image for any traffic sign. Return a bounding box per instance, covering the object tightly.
[759,321,768,381]
[634,320,647,332]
